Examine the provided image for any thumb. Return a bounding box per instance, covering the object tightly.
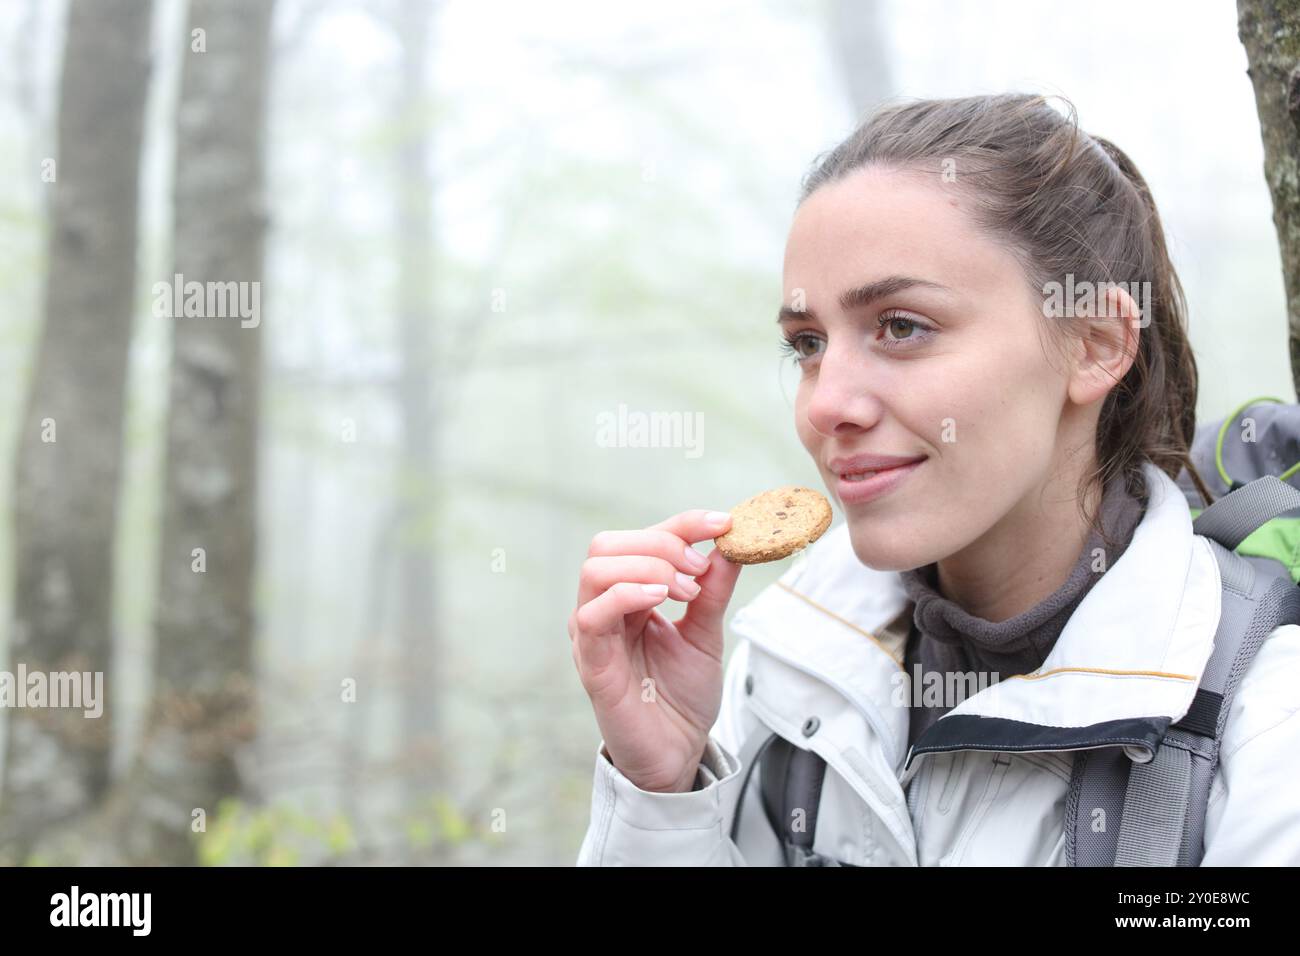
[676,546,742,646]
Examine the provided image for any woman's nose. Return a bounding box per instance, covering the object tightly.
[804,346,884,438]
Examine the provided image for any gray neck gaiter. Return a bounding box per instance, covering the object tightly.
[898,471,1148,752]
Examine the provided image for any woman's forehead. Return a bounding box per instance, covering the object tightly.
[783,171,1025,310]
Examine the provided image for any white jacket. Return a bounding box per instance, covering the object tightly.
[576,462,1300,865]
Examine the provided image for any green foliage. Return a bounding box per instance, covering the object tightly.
[196,797,355,866]
[194,791,496,864]
[401,792,475,851]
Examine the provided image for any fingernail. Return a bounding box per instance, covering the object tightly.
[683,545,709,571]
[705,511,731,529]
[641,583,669,596]
[675,572,701,595]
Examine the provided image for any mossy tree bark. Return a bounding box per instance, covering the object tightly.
[1239,0,1300,397]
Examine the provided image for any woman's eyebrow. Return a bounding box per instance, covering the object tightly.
[777,275,954,324]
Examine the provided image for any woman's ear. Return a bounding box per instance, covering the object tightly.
[1067,284,1142,406]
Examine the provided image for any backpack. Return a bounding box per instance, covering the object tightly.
[1175,396,1300,582]
[729,398,1300,866]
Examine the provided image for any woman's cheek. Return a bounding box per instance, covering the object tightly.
[793,409,816,456]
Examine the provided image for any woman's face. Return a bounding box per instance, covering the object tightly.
[781,165,1083,572]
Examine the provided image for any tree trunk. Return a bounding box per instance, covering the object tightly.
[0,0,153,864]
[1239,0,1300,397]
[127,0,276,868]
[828,0,894,120]
[98,0,276,865]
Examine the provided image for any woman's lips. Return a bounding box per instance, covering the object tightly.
[834,458,925,505]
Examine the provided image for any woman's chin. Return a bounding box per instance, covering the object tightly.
[846,527,930,573]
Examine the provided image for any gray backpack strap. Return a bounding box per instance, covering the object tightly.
[1119,542,1299,865]
[1113,738,1194,865]
[1070,475,1300,866]
[759,735,847,866]
[728,725,852,866]
[1065,745,1140,865]
[1190,474,1300,548]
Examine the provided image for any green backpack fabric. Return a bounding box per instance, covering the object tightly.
[1176,396,1300,582]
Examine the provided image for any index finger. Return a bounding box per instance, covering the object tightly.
[647,508,733,545]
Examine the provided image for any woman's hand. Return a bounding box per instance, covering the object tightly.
[570,509,743,793]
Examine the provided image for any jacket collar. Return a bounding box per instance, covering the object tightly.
[727,462,1221,782]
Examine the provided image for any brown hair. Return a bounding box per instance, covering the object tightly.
[797,93,1215,551]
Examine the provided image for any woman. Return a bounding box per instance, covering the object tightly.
[569,93,1300,865]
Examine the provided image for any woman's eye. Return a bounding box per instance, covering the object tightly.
[779,312,931,364]
[877,312,932,350]
[779,332,824,362]
[885,317,915,338]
